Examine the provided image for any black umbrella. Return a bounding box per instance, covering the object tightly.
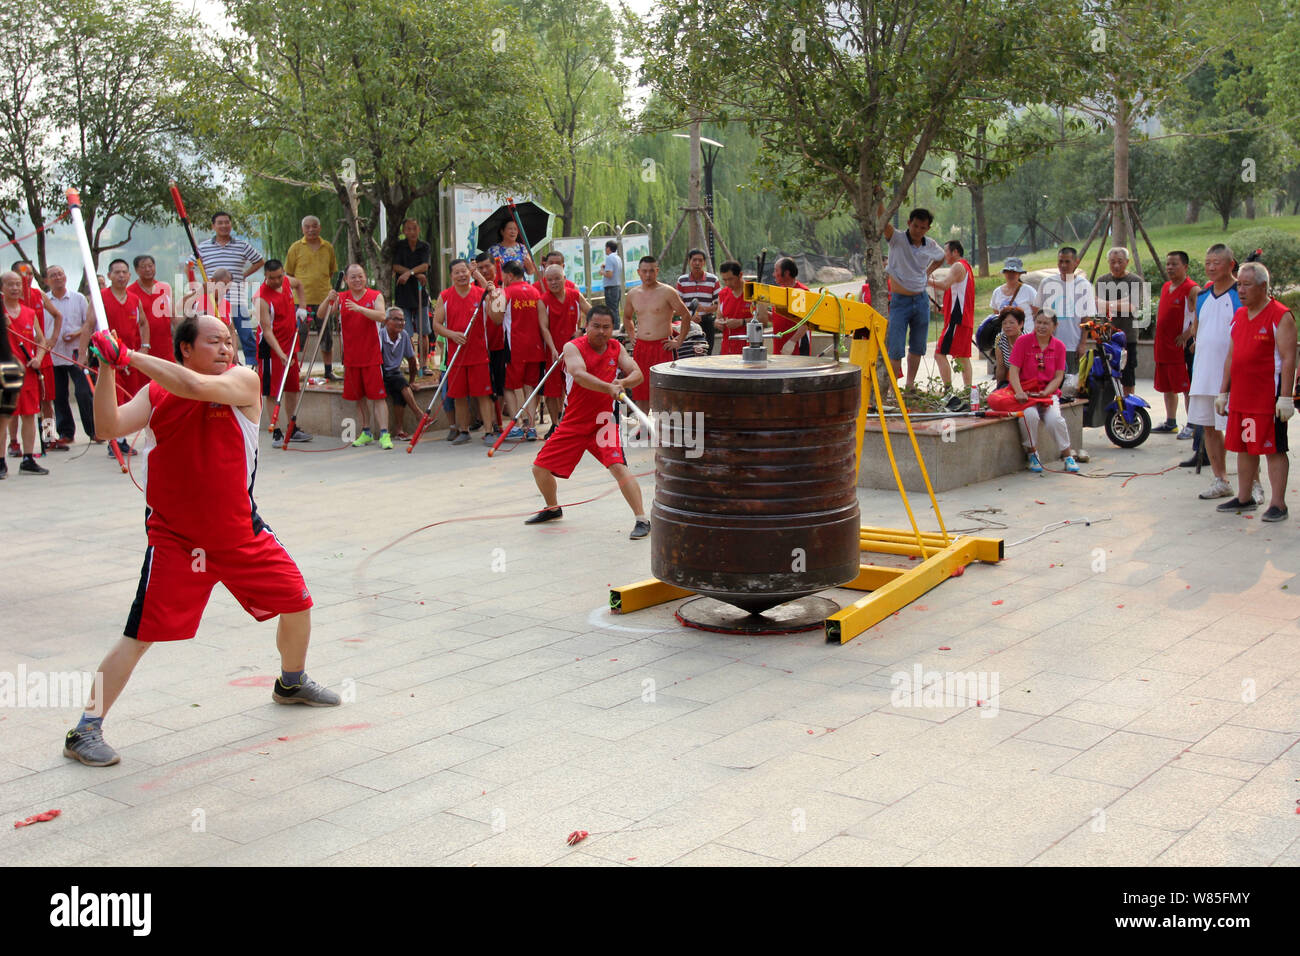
[476,200,553,253]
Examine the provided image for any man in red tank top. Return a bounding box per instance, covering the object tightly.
[60,314,338,768]
[432,258,499,445]
[1214,262,1296,521]
[771,257,812,356]
[1151,251,1198,432]
[527,305,651,538]
[101,259,150,398]
[1,270,50,475]
[539,263,591,433]
[128,254,175,364]
[320,264,392,448]
[717,260,766,356]
[254,259,309,446]
[501,259,548,439]
[12,261,61,449]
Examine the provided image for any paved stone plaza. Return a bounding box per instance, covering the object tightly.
[2,373,1298,867]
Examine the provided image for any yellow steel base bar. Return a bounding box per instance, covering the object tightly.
[826,533,1004,645]
[609,578,693,614]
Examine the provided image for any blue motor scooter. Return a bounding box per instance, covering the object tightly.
[1079,320,1151,448]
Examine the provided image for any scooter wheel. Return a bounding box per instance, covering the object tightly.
[1105,405,1150,448]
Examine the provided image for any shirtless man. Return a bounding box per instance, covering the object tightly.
[624,256,688,407]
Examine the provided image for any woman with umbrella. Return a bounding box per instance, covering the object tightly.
[486,220,536,278]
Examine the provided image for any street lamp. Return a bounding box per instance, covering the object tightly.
[674,133,724,265]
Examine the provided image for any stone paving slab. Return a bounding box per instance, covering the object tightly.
[1,374,1299,866]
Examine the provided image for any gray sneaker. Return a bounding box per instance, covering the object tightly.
[289,429,314,442]
[450,431,471,445]
[272,675,341,706]
[1177,425,1194,440]
[629,519,651,540]
[63,725,121,767]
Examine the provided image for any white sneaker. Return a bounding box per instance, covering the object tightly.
[1252,480,1265,505]
[1199,477,1232,500]
[1177,425,1194,440]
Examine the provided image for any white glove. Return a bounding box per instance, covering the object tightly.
[1277,396,1296,422]
[1214,392,1229,417]
[296,307,308,322]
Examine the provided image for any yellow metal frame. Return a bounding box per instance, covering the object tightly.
[609,282,1003,644]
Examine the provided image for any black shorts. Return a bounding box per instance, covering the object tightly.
[382,372,409,399]
[307,305,332,351]
[489,347,508,398]
[1121,341,1138,389]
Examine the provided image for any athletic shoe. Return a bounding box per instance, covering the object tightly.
[7,441,20,458]
[1215,497,1257,513]
[118,440,136,457]
[1074,449,1090,463]
[271,428,285,449]
[328,368,344,381]
[395,431,412,441]
[446,427,458,441]
[525,427,538,441]
[482,430,501,445]
[352,431,374,447]
[1151,420,1178,433]
[1180,449,1210,468]
[0,458,6,479]
[19,457,48,475]
[63,725,120,767]
[525,506,563,524]
[506,426,525,439]
[1027,452,1043,473]
[544,423,557,440]
[1177,425,1194,440]
[1199,477,1233,499]
[272,675,341,707]
[471,419,484,431]
[1261,505,1289,522]
[450,430,471,445]
[379,432,393,450]
[45,438,70,451]
[629,519,651,540]
[289,429,313,442]
[1063,456,1079,473]
[1252,480,1265,505]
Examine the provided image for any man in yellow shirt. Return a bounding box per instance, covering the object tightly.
[285,215,340,380]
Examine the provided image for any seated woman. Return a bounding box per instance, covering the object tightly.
[1008,307,1079,474]
[993,306,1026,387]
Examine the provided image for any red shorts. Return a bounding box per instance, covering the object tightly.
[1225,410,1288,456]
[1154,360,1190,394]
[125,529,313,642]
[13,371,39,416]
[116,368,145,401]
[936,320,972,358]
[506,357,544,391]
[260,351,301,395]
[632,338,674,402]
[533,414,625,479]
[542,358,566,397]
[39,362,54,401]
[446,361,491,399]
[343,364,386,401]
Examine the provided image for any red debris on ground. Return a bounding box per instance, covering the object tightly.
[14,809,61,828]
[950,566,966,577]
[992,599,1004,606]
[566,830,589,846]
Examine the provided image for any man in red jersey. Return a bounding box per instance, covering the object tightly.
[1,270,50,475]
[320,264,392,448]
[1213,262,1296,522]
[501,259,548,440]
[1150,251,1198,433]
[61,314,337,767]
[254,259,310,446]
[539,263,591,434]
[101,259,150,459]
[8,261,60,455]
[526,305,650,539]
[770,256,811,356]
[717,260,764,356]
[433,258,499,445]
[128,255,176,365]
[927,240,975,407]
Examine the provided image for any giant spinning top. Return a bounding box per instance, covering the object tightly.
[611,281,1004,644]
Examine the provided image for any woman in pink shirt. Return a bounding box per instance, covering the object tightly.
[1009,307,1079,473]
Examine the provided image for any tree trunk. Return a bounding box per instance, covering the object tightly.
[1112,98,1131,248]
[1184,200,1201,224]
[1244,195,1256,219]
[971,184,989,277]
[687,114,704,260]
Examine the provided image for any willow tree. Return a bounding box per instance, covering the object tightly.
[637,0,1093,302]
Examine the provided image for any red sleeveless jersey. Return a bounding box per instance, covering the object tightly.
[565,334,621,425]
[718,286,752,355]
[140,378,262,549]
[541,287,580,349]
[505,281,545,362]
[5,302,38,362]
[441,285,487,364]
[1230,299,1289,414]
[1155,277,1198,363]
[255,277,297,353]
[102,287,143,349]
[340,288,382,365]
[943,259,975,328]
[129,280,174,361]
[772,281,810,351]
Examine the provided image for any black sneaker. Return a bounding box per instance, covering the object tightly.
[1261,505,1289,522]
[1151,421,1178,433]
[525,506,563,525]
[19,456,48,475]
[0,458,6,479]
[63,725,120,767]
[944,393,964,412]
[629,519,651,540]
[1215,497,1257,513]
[272,675,340,706]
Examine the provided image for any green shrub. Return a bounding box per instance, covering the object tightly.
[1225,228,1300,291]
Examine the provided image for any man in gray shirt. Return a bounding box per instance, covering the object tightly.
[601,240,623,328]
[197,210,265,366]
[879,205,945,390]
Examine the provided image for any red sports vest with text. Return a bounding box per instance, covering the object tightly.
[442,285,487,364]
